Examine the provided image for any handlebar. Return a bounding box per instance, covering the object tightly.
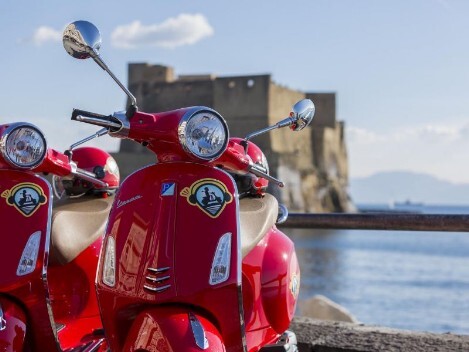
[71,109,122,130]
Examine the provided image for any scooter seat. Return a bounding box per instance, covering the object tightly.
[49,196,114,265]
[239,193,278,258]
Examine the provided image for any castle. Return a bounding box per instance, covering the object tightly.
[113,63,352,212]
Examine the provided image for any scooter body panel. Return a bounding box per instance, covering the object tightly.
[0,170,58,350]
[0,296,27,352]
[48,235,104,349]
[242,228,300,349]
[97,162,245,351]
[122,306,225,352]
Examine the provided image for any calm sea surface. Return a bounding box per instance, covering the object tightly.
[288,204,469,335]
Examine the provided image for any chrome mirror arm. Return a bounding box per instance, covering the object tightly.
[91,52,138,109]
[68,127,109,151]
[244,99,315,143]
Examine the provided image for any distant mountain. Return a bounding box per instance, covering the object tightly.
[350,171,469,205]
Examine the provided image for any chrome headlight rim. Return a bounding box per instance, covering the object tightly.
[0,122,47,169]
[178,107,229,162]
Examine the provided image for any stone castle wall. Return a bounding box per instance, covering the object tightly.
[114,63,353,212]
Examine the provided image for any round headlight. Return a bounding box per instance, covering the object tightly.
[178,108,229,161]
[0,123,47,169]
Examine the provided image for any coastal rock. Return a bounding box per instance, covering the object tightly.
[298,295,358,323]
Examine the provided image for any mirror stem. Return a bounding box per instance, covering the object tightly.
[69,127,109,151]
[92,52,138,109]
[244,116,295,143]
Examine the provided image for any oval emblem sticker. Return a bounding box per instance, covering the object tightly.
[180,178,232,218]
[1,182,47,217]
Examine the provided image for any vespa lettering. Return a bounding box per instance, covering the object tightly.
[116,195,143,209]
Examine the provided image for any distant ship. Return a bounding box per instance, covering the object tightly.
[357,200,424,214]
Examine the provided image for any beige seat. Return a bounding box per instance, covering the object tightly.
[239,193,279,258]
[50,196,114,265]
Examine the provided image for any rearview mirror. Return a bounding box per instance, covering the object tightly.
[63,20,102,60]
[244,98,315,142]
[290,99,315,131]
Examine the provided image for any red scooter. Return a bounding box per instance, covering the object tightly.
[0,123,114,350]
[66,20,313,351]
[1,19,314,352]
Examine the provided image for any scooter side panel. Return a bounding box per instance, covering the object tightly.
[242,229,300,349]
[0,170,58,350]
[97,163,245,351]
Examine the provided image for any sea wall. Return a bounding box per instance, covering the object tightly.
[291,316,469,352]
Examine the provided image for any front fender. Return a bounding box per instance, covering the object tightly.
[122,306,225,352]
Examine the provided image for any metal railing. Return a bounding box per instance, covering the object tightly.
[280,213,469,232]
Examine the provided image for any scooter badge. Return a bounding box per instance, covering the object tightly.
[180,178,232,218]
[1,182,47,217]
[290,272,300,299]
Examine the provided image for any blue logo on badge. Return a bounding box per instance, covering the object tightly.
[161,183,175,196]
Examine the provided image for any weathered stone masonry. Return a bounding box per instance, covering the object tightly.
[113,63,353,212]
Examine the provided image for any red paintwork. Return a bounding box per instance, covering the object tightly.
[34,148,73,176]
[96,162,244,351]
[48,235,104,350]
[242,229,300,350]
[1,106,301,351]
[0,296,27,352]
[122,307,225,351]
[0,143,106,350]
[0,170,58,351]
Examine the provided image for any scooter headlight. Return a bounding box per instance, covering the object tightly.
[0,123,47,169]
[178,108,229,161]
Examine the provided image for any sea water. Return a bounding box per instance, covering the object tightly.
[288,205,469,335]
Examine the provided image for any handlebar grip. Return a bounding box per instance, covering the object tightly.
[71,109,113,122]
[71,108,122,130]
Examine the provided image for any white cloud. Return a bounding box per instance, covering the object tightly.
[31,26,62,46]
[111,14,214,49]
[346,122,469,183]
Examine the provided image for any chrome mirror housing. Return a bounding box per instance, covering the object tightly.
[63,20,102,60]
[290,99,315,131]
[63,20,138,109]
[244,98,315,142]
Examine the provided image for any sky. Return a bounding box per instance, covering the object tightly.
[2,0,469,184]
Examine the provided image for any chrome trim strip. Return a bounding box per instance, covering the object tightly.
[219,169,248,352]
[145,275,170,283]
[143,284,171,292]
[0,303,6,331]
[109,111,130,138]
[189,312,209,350]
[147,267,170,273]
[40,177,62,349]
